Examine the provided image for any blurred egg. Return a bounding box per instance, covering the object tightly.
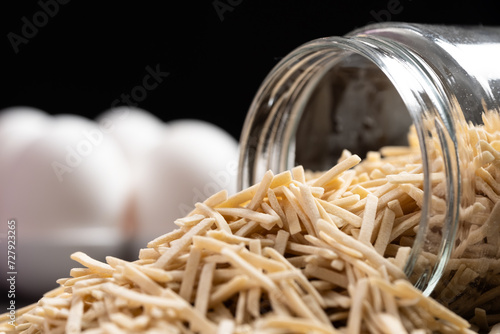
[0,106,50,152]
[95,107,167,249]
[0,114,132,297]
[134,119,239,250]
[95,107,165,174]
[0,107,51,177]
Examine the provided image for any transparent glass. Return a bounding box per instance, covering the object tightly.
[238,22,500,318]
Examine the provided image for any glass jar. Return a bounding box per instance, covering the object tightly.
[237,22,500,319]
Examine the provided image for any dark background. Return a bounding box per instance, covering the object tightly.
[0,0,498,315]
[1,0,498,141]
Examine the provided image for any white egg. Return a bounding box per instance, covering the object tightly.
[0,107,53,300]
[0,106,50,152]
[95,107,167,251]
[134,119,239,250]
[0,107,51,179]
[95,107,165,174]
[0,114,133,297]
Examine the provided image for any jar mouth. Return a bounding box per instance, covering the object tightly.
[238,33,461,295]
[293,51,412,172]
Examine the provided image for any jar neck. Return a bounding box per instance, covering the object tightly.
[238,33,461,294]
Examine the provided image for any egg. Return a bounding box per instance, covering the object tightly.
[94,109,239,252]
[134,119,239,250]
[0,113,132,298]
[95,107,167,247]
[0,107,51,176]
[95,107,165,176]
[0,106,50,146]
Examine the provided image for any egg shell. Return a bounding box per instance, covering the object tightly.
[0,107,51,180]
[0,106,51,155]
[95,107,165,172]
[133,119,239,250]
[0,114,133,297]
[95,107,168,247]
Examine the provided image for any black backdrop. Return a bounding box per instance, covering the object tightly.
[1,1,498,141]
[0,0,498,312]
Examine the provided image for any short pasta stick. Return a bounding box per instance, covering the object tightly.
[292,165,306,183]
[70,252,114,276]
[179,247,202,302]
[195,263,216,314]
[346,278,368,334]
[358,194,379,245]
[317,199,362,228]
[311,154,361,187]
[246,170,274,210]
[153,218,215,269]
[221,248,277,293]
[196,203,232,234]
[65,296,84,334]
[374,208,396,255]
[216,207,279,227]
[284,199,302,235]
